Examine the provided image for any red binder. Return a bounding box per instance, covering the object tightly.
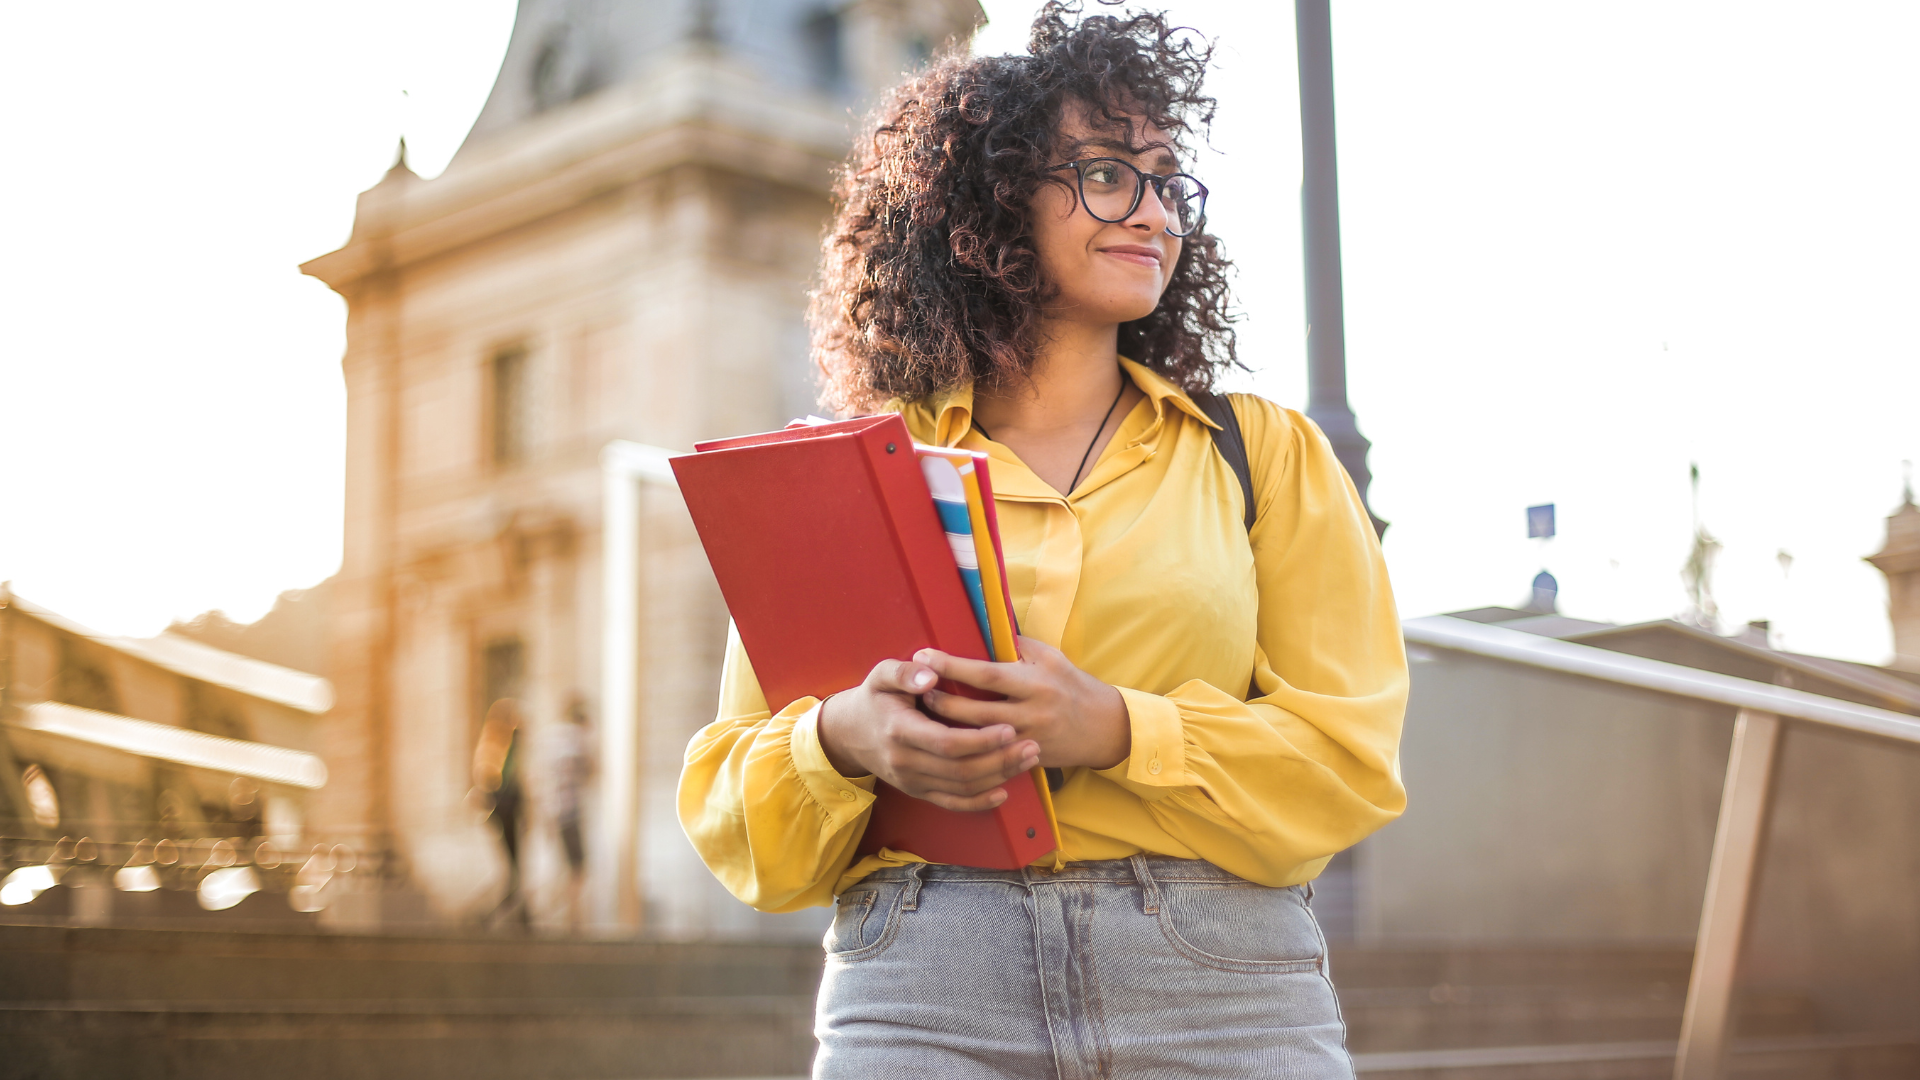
[671,413,1057,869]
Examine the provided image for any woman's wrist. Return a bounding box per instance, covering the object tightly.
[815,692,869,778]
[1078,681,1132,770]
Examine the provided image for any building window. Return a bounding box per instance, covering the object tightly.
[57,642,119,713]
[21,764,60,829]
[185,683,250,742]
[803,9,844,93]
[490,345,531,467]
[530,24,588,112]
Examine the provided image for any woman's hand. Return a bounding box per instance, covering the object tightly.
[917,637,1131,770]
[816,658,1041,812]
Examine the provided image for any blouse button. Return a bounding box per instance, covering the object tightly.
[1147,758,1162,776]
[839,790,857,802]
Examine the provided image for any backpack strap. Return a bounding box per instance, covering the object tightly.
[1192,390,1263,704]
[1191,391,1256,532]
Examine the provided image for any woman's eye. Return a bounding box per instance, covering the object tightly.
[1083,162,1122,185]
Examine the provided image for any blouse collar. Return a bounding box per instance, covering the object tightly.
[905,356,1220,448]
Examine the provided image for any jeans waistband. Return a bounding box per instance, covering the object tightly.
[860,855,1254,888]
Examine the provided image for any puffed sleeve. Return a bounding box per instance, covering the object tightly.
[1093,396,1408,885]
[677,623,877,911]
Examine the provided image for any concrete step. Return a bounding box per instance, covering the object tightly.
[0,923,824,1004]
[0,996,814,1080]
[1343,983,1686,1053]
[0,922,824,1080]
[2,926,1900,1080]
[1330,944,1823,1056]
[1342,984,1822,1054]
[1330,943,1695,991]
[1351,1034,1920,1080]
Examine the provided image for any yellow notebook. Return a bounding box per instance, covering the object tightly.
[916,444,1059,865]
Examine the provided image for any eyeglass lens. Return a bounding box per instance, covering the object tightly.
[1076,158,1205,236]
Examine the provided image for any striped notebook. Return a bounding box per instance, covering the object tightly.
[915,447,1019,662]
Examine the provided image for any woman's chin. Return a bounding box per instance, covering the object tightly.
[1067,293,1164,326]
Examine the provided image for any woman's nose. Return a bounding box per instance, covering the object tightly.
[1126,187,1173,233]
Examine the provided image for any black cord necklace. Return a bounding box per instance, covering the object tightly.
[1068,379,1129,494]
[972,378,1129,495]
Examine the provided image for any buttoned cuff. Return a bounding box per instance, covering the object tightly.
[1095,687,1187,791]
[790,699,877,818]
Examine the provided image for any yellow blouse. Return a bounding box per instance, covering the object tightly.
[678,358,1408,913]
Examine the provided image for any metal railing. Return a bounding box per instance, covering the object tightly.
[1403,615,1920,1080]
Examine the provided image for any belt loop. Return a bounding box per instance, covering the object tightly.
[1128,854,1162,915]
[901,863,925,912]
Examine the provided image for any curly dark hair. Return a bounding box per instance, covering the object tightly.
[810,1,1238,413]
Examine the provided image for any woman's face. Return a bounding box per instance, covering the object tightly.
[1028,103,1185,329]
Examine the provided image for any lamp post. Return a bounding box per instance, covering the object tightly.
[1295,0,1385,537]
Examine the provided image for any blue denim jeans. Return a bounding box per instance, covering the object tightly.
[814,855,1354,1079]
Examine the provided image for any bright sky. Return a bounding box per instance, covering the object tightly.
[3,2,1915,665]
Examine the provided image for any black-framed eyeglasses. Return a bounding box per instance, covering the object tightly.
[1047,157,1208,237]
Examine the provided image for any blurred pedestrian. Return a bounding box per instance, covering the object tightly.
[549,694,594,931]
[471,698,527,927]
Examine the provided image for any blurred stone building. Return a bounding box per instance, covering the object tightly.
[301,0,979,935]
[0,590,333,926]
[1867,477,1920,672]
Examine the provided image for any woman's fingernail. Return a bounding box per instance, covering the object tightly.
[912,671,934,689]
[989,790,1008,806]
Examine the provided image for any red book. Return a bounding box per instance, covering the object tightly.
[672,414,1057,869]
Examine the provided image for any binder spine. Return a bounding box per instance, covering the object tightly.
[857,423,993,665]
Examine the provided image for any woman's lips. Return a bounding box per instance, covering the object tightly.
[1099,246,1162,268]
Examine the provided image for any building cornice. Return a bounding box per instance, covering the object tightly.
[1867,503,1920,576]
[1868,549,1920,576]
[302,49,850,293]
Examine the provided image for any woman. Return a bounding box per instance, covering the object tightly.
[680,5,1407,1076]
[471,698,527,926]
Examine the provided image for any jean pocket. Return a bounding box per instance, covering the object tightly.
[1155,883,1324,974]
[823,881,904,962]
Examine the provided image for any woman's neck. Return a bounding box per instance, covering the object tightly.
[971,317,1144,496]
[976,318,1120,430]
